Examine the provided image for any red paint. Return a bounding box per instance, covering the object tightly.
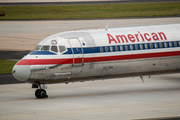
[144,33,151,41]
[108,31,167,44]
[134,34,140,42]
[116,35,129,43]
[127,34,135,42]
[107,33,117,44]
[151,32,159,40]
[138,31,145,41]
[158,32,167,40]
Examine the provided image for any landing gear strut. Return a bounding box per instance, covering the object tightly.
[33,83,48,98]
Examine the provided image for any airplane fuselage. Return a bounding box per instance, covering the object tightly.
[12,24,180,98]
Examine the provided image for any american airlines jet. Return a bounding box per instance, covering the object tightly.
[12,24,180,98]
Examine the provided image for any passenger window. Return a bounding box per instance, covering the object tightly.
[120,46,123,51]
[34,45,42,50]
[155,43,158,48]
[164,42,167,48]
[115,46,119,51]
[174,41,177,47]
[140,44,143,50]
[59,46,66,53]
[150,43,153,49]
[105,46,109,52]
[135,44,138,50]
[145,44,148,49]
[41,46,50,51]
[125,45,129,51]
[169,42,172,47]
[100,47,104,52]
[51,46,58,52]
[110,46,113,52]
[159,42,163,48]
[130,45,133,50]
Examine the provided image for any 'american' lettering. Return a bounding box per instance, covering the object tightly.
[107,31,167,44]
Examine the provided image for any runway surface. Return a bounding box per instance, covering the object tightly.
[0,74,23,85]
[0,17,180,120]
[1,74,180,120]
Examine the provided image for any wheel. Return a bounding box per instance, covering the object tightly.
[35,89,48,98]
[40,89,48,98]
[35,89,41,98]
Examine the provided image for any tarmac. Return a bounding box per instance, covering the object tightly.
[1,74,180,120]
[0,17,180,120]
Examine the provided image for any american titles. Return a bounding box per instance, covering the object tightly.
[107,31,167,44]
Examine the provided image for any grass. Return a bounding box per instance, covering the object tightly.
[0,2,180,20]
[0,59,17,74]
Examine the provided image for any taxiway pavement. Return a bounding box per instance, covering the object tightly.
[1,74,180,120]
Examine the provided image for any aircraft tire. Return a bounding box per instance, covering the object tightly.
[35,89,41,98]
[35,89,48,98]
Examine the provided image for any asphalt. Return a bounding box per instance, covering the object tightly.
[0,50,30,59]
[0,74,23,85]
[1,74,180,120]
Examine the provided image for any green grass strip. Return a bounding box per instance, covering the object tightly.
[0,59,17,74]
[0,2,180,20]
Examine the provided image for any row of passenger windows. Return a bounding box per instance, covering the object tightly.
[34,45,66,53]
[100,41,180,52]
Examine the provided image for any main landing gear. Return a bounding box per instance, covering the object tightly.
[32,83,48,98]
[35,89,48,98]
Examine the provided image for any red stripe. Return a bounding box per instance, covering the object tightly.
[16,51,180,65]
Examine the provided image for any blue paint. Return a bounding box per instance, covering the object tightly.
[82,43,85,46]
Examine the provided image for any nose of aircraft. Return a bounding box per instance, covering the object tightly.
[12,64,31,81]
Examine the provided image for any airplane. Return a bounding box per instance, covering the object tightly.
[12,23,180,98]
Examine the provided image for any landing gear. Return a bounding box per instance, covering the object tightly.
[35,89,48,98]
[32,82,48,98]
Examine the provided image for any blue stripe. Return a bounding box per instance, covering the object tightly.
[63,41,180,54]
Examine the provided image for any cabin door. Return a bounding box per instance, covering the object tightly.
[68,38,84,73]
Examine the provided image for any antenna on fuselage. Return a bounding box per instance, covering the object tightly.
[105,22,109,31]
[140,76,144,83]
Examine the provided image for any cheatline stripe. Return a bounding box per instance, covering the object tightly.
[16,51,180,65]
